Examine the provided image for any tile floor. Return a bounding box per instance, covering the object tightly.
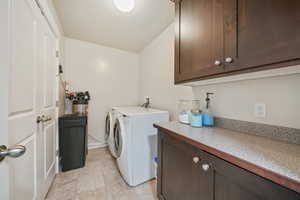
[46,148,158,200]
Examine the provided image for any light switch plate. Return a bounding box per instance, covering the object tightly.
[254,103,266,118]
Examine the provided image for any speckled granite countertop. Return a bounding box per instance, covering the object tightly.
[155,121,300,190]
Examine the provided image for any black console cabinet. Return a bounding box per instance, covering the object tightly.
[59,114,87,172]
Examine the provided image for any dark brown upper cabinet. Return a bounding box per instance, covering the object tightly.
[174,0,300,84]
[174,0,225,83]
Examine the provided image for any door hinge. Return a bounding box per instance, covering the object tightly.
[56,51,59,58]
[56,101,59,107]
[56,150,59,156]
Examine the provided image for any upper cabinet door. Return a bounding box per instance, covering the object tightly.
[175,0,225,83]
[225,0,300,72]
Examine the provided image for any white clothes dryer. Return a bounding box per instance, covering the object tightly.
[105,110,117,158]
[106,106,142,158]
[113,107,169,186]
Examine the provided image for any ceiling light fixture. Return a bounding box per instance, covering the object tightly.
[113,0,135,12]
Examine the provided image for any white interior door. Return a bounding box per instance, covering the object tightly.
[36,17,57,199]
[0,0,58,199]
[6,0,38,199]
[0,0,11,199]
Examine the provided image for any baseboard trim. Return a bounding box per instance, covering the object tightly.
[88,143,107,150]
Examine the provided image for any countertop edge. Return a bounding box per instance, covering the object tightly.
[154,124,300,193]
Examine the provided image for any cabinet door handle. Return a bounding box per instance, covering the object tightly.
[202,164,210,171]
[193,157,200,163]
[214,60,222,66]
[225,57,233,63]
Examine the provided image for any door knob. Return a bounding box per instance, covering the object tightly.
[37,115,47,123]
[202,163,210,171]
[214,60,222,66]
[225,57,233,63]
[44,116,52,122]
[37,115,43,123]
[37,115,52,123]
[0,145,26,162]
[170,0,182,3]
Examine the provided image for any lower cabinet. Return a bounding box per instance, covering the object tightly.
[158,135,213,200]
[157,131,300,200]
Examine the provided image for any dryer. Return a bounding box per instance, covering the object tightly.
[105,110,117,158]
[113,107,169,186]
[105,106,141,158]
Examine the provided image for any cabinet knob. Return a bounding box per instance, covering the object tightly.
[202,164,210,171]
[225,57,233,63]
[214,60,222,66]
[193,157,200,164]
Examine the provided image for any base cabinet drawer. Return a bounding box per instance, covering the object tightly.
[157,131,300,200]
[158,134,213,200]
[211,152,300,200]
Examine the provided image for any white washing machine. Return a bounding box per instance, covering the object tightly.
[105,110,117,158]
[113,107,169,186]
[105,106,140,158]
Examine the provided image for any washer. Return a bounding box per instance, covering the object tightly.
[105,106,140,158]
[105,110,117,158]
[113,107,169,186]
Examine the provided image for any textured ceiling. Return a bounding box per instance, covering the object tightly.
[52,0,175,52]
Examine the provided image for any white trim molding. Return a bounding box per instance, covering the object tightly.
[183,65,300,87]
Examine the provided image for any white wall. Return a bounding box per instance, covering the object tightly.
[193,74,300,129]
[65,38,139,144]
[139,24,194,120]
[64,21,300,146]
[139,23,300,129]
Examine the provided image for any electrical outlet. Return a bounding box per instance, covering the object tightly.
[254,103,266,118]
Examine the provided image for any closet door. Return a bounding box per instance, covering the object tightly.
[41,25,57,197]
[35,10,58,200]
[0,0,39,199]
[0,0,58,199]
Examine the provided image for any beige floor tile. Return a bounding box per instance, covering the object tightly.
[45,147,158,200]
[94,187,110,200]
[77,190,97,200]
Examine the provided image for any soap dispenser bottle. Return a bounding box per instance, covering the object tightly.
[203,92,214,126]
